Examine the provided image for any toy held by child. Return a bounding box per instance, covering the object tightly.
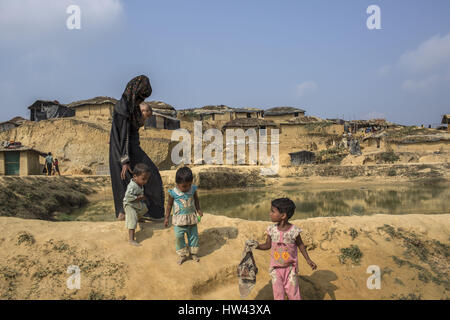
[123,163,151,246]
[256,197,317,300]
[164,166,203,265]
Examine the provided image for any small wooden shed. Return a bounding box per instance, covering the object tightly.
[0,146,43,176]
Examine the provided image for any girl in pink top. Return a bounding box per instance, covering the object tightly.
[256,198,317,300]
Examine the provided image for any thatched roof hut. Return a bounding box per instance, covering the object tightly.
[143,101,177,117]
[326,118,346,125]
[201,105,231,111]
[280,116,325,125]
[348,118,397,127]
[222,118,277,130]
[66,96,117,118]
[263,106,306,116]
[9,116,27,125]
[347,118,399,133]
[144,101,175,110]
[0,117,28,133]
[67,96,118,108]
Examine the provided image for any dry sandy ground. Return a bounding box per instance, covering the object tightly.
[0,213,449,300]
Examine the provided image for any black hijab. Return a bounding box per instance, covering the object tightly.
[114,75,152,127]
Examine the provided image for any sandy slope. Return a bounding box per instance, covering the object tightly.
[0,213,448,300]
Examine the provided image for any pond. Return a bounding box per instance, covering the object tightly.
[59,182,450,222]
[198,183,449,221]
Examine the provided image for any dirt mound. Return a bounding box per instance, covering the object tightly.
[0,214,448,300]
[0,176,98,220]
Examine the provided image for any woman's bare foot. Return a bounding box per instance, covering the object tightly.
[128,240,141,246]
[191,254,200,262]
[177,256,188,265]
[117,212,125,221]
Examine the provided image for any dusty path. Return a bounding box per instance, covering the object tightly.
[0,213,449,300]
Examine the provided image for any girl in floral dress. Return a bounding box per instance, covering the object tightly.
[256,198,317,300]
[164,166,203,265]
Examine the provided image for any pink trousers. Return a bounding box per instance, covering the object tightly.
[270,266,301,300]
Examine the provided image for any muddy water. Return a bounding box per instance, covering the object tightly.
[199,184,449,221]
[62,183,450,222]
[200,185,450,221]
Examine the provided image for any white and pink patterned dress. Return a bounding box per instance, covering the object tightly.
[266,224,302,300]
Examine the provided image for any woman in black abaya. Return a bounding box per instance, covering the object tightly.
[109,75,165,220]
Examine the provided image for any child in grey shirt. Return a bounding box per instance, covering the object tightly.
[123,163,150,246]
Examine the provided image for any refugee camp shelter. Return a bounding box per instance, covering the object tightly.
[442,114,450,134]
[198,105,234,121]
[145,112,180,130]
[0,117,27,132]
[142,101,177,117]
[289,150,315,165]
[347,119,396,134]
[28,100,75,122]
[177,105,264,125]
[232,108,264,119]
[279,116,343,135]
[361,131,388,151]
[0,121,18,133]
[67,96,118,118]
[221,118,278,132]
[0,144,43,175]
[263,107,306,121]
[0,120,19,133]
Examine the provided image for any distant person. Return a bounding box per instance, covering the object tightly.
[123,163,151,246]
[255,198,317,300]
[109,75,164,222]
[53,158,61,176]
[164,166,203,265]
[45,152,53,176]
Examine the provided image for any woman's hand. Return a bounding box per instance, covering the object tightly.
[197,210,203,217]
[121,163,132,180]
[164,217,170,228]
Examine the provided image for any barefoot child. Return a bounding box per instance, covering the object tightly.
[256,198,317,300]
[123,163,150,246]
[164,166,203,265]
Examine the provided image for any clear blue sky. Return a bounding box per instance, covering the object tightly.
[1,0,449,125]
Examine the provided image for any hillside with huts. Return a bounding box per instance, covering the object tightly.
[0,97,449,176]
